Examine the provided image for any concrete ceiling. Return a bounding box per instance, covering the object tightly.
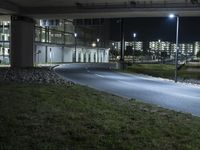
[0,0,200,19]
[3,0,188,7]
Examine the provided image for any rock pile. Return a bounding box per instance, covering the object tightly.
[179,78,200,85]
[0,67,74,85]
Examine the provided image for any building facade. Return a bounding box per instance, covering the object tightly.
[194,42,200,56]
[0,21,10,63]
[109,39,200,60]
[179,43,194,55]
[125,41,143,51]
[0,18,110,64]
[149,40,171,55]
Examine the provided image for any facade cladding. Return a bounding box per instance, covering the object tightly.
[0,19,110,64]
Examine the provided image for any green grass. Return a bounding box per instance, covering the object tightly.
[125,64,175,79]
[1,82,200,150]
[125,64,200,80]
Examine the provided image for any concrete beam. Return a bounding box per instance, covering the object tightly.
[0,1,19,14]
[21,6,200,19]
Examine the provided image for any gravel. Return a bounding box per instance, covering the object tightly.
[0,67,74,85]
[179,78,200,86]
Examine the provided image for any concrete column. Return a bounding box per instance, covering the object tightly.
[45,46,48,63]
[62,46,64,63]
[11,16,35,68]
[34,45,37,64]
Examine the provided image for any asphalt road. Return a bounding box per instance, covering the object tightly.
[55,64,200,116]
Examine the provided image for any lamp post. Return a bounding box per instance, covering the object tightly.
[97,38,100,63]
[133,33,137,63]
[169,14,179,83]
[120,18,125,68]
[74,33,77,62]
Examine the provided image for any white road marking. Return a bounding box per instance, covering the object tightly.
[95,74,105,78]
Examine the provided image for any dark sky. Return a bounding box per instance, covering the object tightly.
[110,17,200,43]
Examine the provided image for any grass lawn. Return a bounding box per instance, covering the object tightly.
[179,64,200,80]
[1,82,200,150]
[125,64,200,80]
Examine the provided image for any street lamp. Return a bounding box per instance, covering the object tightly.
[169,13,179,83]
[92,42,96,47]
[97,38,100,63]
[133,33,137,38]
[74,33,77,62]
[133,32,137,63]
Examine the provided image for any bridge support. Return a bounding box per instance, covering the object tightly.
[10,16,35,68]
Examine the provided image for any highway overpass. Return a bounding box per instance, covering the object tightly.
[0,0,200,67]
[1,0,200,18]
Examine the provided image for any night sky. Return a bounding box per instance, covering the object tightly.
[110,17,200,43]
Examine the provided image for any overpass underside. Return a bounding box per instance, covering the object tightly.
[1,0,200,18]
[0,0,200,67]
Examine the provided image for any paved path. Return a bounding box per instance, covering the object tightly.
[55,64,200,116]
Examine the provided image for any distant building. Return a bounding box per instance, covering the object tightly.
[109,40,200,59]
[109,41,121,51]
[170,44,176,55]
[149,40,171,55]
[150,40,195,57]
[194,42,200,56]
[125,41,143,51]
[179,43,193,55]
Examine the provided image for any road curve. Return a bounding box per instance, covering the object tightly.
[55,64,200,116]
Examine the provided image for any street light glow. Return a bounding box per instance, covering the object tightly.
[97,38,100,42]
[74,33,77,37]
[92,42,96,47]
[169,14,175,18]
[133,33,137,38]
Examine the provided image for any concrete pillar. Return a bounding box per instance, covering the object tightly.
[45,46,48,63]
[11,16,35,68]
[62,46,64,63]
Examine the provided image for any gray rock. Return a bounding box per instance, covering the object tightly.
[0,67,74,86]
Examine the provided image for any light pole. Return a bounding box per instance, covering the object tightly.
[120,18,125,68]
[133,33,137,63]
[97,38,100,63]
[169,14,179,83]
[74,33,77,62]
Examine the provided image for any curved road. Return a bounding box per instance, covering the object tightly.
[55,64,200,116]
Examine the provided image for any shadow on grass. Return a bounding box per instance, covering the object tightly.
[0,82,200,150]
